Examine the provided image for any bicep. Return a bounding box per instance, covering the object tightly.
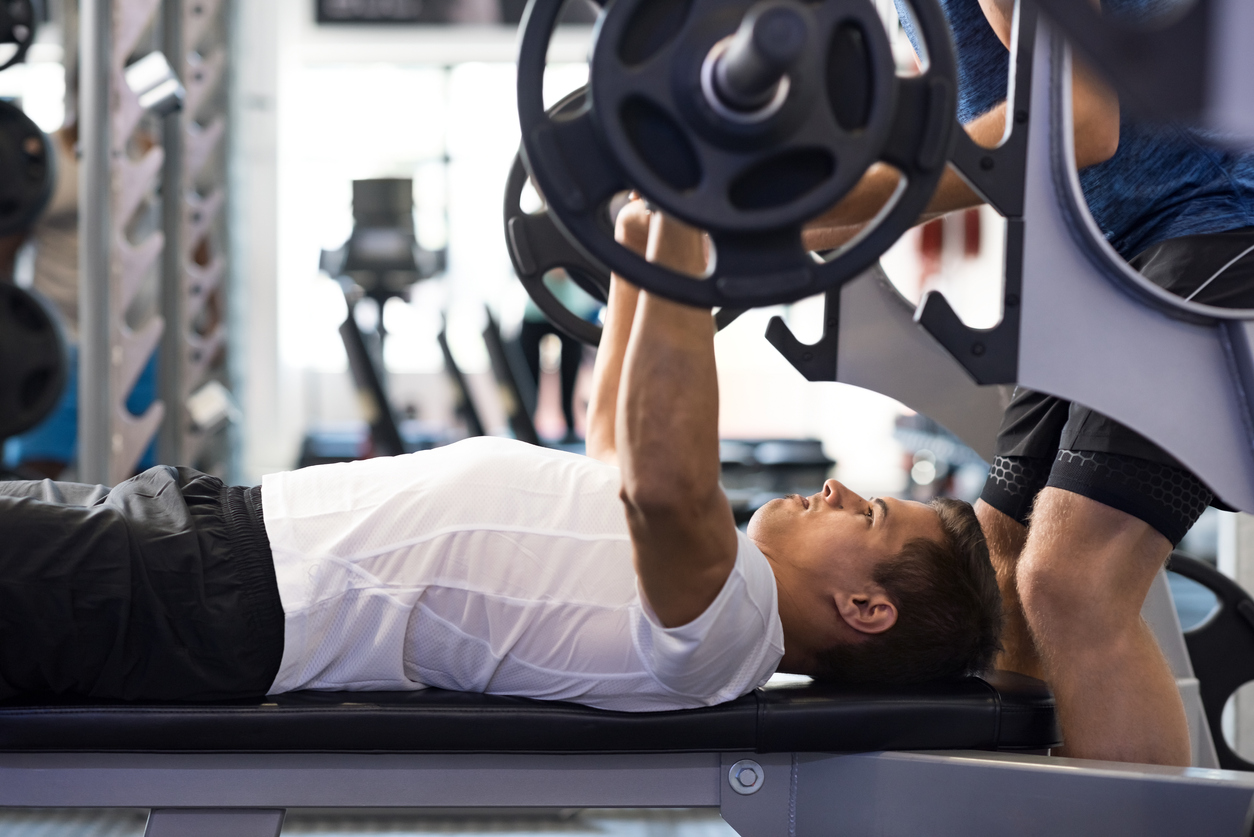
[624,487,739,629]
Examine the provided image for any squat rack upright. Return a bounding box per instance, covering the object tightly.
[79,0,231,485]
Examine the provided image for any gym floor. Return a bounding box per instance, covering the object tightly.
[0,808,738,837]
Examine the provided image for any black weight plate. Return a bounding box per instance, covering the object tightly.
[0,98,55,238]
[592,0,897,235]
[0,0,35,72]
[0,283,67,439]
[517,0,957,309]
[505,90,611,347]
[505,88,745,346]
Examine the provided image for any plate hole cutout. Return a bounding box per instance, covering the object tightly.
[622,96,702,191]
[827,22,873,132]
[729,147,834,210]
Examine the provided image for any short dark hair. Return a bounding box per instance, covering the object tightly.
[811,497,1002,685]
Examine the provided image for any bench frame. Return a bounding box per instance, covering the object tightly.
[3,749,1254,836]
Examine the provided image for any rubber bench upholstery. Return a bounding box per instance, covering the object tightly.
[0,671,1058,754]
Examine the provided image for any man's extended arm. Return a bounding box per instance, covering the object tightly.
[802,1,1119,250]
[618,213,738,628]
[585,202,649,466]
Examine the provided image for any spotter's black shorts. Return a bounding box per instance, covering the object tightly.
[0,466,283,702]
[980,227,1254,546]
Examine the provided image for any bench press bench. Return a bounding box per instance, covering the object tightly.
[0,672,1063,835]
[4,671,1254,836]
[0,668,1182,837]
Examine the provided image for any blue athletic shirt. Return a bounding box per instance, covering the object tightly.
[898,0,1254,257]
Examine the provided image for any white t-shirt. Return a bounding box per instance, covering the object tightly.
[261,437,784,711]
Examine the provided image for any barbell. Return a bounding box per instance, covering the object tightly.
[515,0,957,310]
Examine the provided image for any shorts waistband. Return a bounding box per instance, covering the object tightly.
[221,484,285,649]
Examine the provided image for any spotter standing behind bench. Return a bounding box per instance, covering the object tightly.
[0,203,1000,710]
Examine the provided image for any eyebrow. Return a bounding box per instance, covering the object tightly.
[875,498,889,525]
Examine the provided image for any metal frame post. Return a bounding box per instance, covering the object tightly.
[175,0,232,470]
[78,0,168,486]
[158,0,184,467]
[78,0,112,485]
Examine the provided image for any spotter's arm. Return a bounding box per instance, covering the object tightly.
[802,0,1119,250]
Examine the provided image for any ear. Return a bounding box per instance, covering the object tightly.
[835,590,898,635]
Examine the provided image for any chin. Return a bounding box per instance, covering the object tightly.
[745,497,784,542]
[745,507,762,536]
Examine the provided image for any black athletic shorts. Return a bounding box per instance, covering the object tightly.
[980,226,1254,546]
[0,466,284,701]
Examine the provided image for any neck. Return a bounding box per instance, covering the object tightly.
[766,552,869,676]
[767,558,821,674]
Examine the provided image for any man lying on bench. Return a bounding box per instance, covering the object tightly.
[0,203,1001,710]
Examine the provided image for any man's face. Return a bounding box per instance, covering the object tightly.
[747,480,943,643]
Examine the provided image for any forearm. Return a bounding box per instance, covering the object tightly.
[803,48,1118,248]
[585,273,640,465]
[619,215,720,507]
[802,103,1005,249]
[619,214,735,626]
[586,200,651,465]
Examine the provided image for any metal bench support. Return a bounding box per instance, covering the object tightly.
[3,750,1254,837]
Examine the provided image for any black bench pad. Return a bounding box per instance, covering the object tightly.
[0,671,1058,755]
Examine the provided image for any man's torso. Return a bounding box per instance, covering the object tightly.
[261,437,784,711]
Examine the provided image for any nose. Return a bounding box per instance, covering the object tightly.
[821,479,866,509]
